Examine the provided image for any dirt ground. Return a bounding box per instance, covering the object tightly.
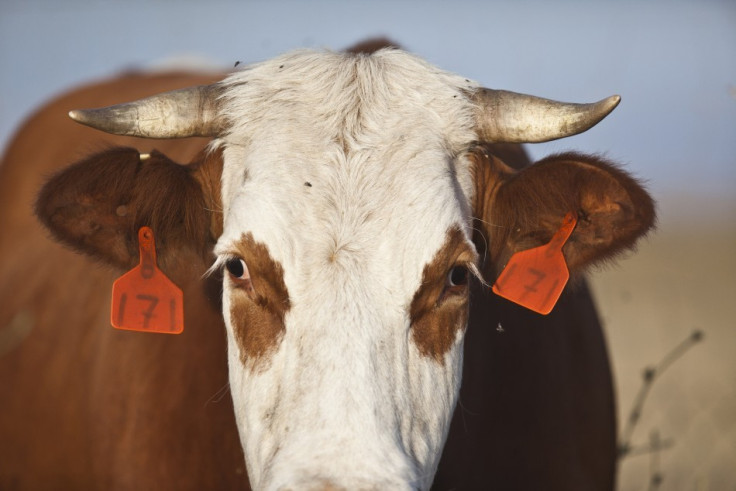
[588,203,736,490]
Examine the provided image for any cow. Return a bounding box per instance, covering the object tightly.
[0,43,654,490]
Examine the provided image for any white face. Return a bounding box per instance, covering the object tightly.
[212,50,481,490]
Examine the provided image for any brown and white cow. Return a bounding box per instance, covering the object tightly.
[0,45,654,490]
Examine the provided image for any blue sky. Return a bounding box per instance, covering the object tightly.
[2,0,734,224]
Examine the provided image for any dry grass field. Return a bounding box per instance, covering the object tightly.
[589,202,736,490]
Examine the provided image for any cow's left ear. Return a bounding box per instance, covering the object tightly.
[470,146,656,278]
[35,146,223,272]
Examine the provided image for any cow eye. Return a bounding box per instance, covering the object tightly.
[447,265,469,288]
[225,258,247,279]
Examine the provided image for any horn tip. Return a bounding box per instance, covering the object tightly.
[605,94,622,109]
[68,109,88,124]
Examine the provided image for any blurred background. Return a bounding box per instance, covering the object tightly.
[2,0,734,488]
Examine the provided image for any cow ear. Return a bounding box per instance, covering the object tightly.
[471,147,656,278]
[35,146,223,272]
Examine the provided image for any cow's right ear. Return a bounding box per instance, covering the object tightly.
[470,145,656,279]
[35,146,223,271]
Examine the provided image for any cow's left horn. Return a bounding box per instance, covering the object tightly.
[68,84,224,138]
[472,88,620,143]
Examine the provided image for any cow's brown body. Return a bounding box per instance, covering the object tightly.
[0,72,615,490]
[0,73,247,489]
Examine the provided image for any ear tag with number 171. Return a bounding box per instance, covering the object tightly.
[492,212,577,315]
[111,227,184,334]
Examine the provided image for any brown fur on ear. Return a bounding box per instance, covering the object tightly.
[189,147,224,240]
[35,147,216,271]
[472,147,656,278]
[469,145,521,273]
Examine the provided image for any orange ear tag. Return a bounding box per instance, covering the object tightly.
[492,212,577,315]
[111,227,184,334]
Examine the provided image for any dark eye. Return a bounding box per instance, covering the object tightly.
[447,265,469,288]
[225,258,247,279]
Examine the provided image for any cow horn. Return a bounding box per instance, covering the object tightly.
[471,88,621,143]
[68,84,224,138]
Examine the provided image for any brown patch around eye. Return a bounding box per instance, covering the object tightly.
[410,227,476,363]
[228,233,290,370]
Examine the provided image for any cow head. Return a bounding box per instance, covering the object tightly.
[36,49,654,489]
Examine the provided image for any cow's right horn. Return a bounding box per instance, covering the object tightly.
[68,84,224,138]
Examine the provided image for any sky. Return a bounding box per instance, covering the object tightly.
[2,0,735,225]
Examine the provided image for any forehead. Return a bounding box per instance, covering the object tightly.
[214,50,479,283]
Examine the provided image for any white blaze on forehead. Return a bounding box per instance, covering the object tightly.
[215,49,479,284]
[212,49,480,488]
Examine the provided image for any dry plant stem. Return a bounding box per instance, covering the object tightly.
[618,329,704,457]
[624,438,674,457]
[648,430,664,491]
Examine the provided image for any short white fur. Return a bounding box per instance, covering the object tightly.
[213,49,481,490]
